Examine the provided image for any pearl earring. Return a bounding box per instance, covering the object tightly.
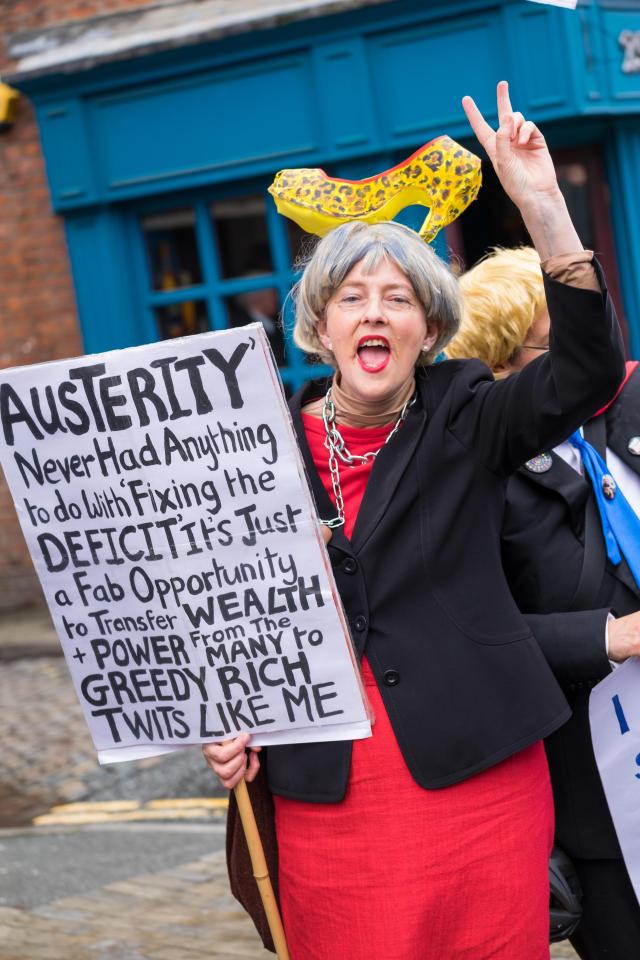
[421,345,429,352]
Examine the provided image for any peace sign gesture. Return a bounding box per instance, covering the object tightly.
[462,80,582,259]
[462,81,559,210]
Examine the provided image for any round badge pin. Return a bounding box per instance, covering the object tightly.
[628,436,640,456]
[524,453,553,474]
[602,474,617,500]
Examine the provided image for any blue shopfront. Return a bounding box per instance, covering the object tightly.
[11,0,640,387]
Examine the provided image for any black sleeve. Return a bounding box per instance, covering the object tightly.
[523,608,613,687]
[448,259,625,476]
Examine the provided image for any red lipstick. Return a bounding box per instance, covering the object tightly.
[356,335,391,373]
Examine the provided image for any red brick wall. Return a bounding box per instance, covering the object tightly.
[1,1,160,45]
[0,1,159,611]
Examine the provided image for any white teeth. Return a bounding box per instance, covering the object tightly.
[359,339,388,348]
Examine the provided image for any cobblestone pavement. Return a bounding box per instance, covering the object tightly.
[0,843,272,960]
[0,611,273,959]
[0,655,173,826]
[0,609,578,958]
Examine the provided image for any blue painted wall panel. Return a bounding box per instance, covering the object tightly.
[88,54,318,195]
[503,4,572,111]
[36,99,96,207]
[65,212,143,353]
[607,125,640,359]
[601,10,640,102]
[367,13,505,143]
[312,38,378,153]
[567,3,608,106]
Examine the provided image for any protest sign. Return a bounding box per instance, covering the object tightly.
[589,658,640,905]
[0,326,370,761]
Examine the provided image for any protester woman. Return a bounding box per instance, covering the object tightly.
[203,82,625,960]
[447,245,640,959]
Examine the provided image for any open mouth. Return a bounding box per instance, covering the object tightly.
[357,336,390,372]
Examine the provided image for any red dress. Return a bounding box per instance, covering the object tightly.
[274,414,553,960]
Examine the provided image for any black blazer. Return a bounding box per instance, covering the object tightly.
[501,365,640,860]
[265,263,624,803]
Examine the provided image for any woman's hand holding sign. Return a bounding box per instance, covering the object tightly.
[203,734,261,789]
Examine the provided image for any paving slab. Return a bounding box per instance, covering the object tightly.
[0,651,224,826]
[0,846,272,960]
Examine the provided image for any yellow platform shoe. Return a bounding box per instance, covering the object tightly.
[268,135,481,243]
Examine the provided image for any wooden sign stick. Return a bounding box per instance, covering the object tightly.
[233,779,291,959]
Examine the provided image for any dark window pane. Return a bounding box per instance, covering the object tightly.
[141,208,202,291]
[458,151,600,270]
[223,288,285,367]
[155,300,209,340]
[458,159,528,267]
[556,162,595,250]
[212,195,273,279]
[287,220,316,268]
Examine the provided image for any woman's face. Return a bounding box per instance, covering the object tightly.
[317,258,439,402]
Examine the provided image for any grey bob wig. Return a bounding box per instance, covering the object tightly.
[291,220,461,366]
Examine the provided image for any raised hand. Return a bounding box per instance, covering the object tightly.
[461,80,582,259]
[462,81,559,211]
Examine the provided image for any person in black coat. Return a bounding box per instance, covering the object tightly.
[202,84,626,958]
[447,244,640,959]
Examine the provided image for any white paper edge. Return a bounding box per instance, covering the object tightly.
[97,718,372,764]
[525,0,578,9]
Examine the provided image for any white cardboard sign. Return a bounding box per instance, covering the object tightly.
[0,326,370,761]
[589,658,640,905]
[525,0,578,9]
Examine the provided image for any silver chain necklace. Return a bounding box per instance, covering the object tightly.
[320,387,416,529]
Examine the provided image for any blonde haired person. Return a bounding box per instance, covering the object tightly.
[203,85,625,960]
[447,246,640,960]
[447,246,547,376]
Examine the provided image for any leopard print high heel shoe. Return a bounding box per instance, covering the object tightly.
[268,135,481,243]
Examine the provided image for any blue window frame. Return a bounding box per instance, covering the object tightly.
[128,177,332,395]
[126,154,451,394]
